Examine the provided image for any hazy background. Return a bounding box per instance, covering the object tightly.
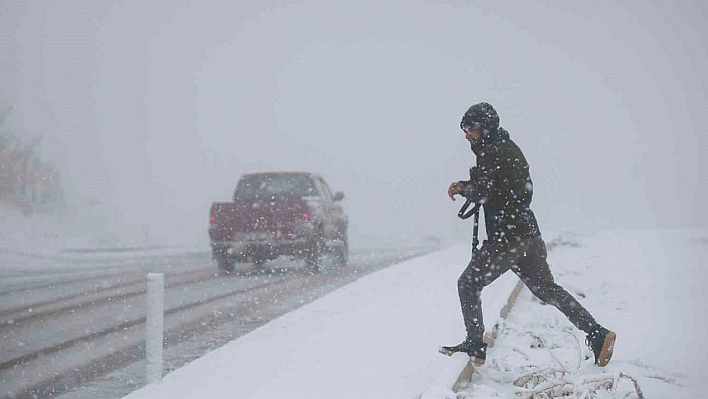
[1,0,706,249]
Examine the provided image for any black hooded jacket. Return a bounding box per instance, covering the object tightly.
[459,106,541,244]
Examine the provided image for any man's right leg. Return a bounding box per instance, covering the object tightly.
[443,241,522,362]
[457,242,510,340]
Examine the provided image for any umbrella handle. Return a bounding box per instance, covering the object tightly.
[458,199,481,253]
[458,199,480,220]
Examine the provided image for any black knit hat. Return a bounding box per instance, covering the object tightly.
[460,102,500,134]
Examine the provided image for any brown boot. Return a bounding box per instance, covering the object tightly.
[586,326,616,367]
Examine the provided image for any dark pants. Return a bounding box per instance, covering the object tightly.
[457,235,597,340]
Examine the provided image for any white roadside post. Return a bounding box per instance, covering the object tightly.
[146,273,164,383]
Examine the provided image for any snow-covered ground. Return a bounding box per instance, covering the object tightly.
[114,228,706,399]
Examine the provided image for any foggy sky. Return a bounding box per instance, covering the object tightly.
[1,0,706,248]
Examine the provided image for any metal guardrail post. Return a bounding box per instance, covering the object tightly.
[146,273,164,383]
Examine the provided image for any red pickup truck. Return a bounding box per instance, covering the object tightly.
[209,172,348,273]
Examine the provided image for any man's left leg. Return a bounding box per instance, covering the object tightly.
[513,236,616,366]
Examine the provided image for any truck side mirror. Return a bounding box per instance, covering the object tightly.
[333,191,345,201]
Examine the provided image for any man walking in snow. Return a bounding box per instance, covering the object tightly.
[443,102,616,367]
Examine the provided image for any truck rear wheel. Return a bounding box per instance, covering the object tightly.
[217,257,234,274]
[253,259,266,270]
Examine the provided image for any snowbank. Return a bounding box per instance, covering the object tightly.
[0,202,203,273]
[457,229,708,398]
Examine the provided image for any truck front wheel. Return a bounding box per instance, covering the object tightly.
[334,238,348,267]
[305,231,325,273]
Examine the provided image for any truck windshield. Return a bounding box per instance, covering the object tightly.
[235,175,317,201]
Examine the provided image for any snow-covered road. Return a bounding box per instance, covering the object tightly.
[0,246,435,399]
